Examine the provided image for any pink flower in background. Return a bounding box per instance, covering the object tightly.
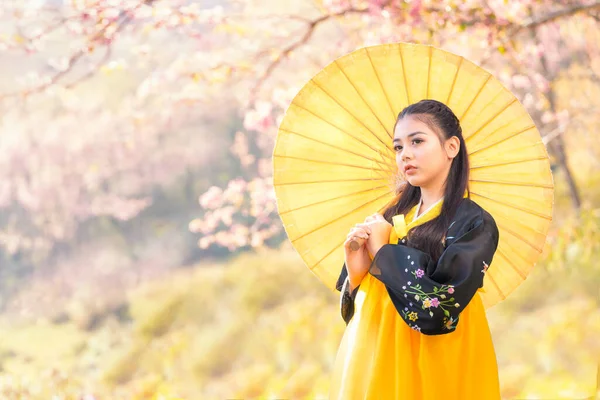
[199,186,223,209]
[243,101,274,133]
[409,0,423,19]
[448,287,455,294]
[430,298,440,308]
[511,75,530,89]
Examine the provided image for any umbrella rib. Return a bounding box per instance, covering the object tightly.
[458,74,492,121]
[496,221,544,253]
[279,184,391,216]
[279,128,394,167]
[470,191,552,220]
[426,46,432,99]
[310,236,348,272]
[274,154,390,172]
[293,103,394,161]
[464,98,518,143]
[470,155,549,170]
[399,45,411,104]
[470,179,553,189]
[484,270,505,301]
[366,48,397,127]
[274,177,390,187]
[469,124,537,156]
[333,60,393,139]
[497,247,528,280]
[292,189,394,245]
[446,57,463,105]
[465,115,521,144]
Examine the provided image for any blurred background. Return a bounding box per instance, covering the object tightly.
[0,0,598,399]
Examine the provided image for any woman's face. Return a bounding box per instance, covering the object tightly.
[393,115,457,189]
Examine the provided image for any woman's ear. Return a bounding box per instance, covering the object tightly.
[445,136,460,159]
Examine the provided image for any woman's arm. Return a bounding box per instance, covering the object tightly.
[369,209,499,335]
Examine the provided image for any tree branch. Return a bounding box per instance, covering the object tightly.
[64,45,113,90]
[481,1,600,64]
[518,0,600,32]
[247,6,369,105]
[0,0,154,100]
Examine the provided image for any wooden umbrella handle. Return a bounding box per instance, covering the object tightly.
[349,239,360,251]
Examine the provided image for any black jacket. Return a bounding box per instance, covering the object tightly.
[336,198,499,335]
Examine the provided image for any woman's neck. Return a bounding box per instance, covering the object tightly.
[418,185,445,215]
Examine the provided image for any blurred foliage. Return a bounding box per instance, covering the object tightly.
[0,1,599,399]
[0,223,598,398]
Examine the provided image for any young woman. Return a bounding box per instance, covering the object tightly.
[330,99,501,399]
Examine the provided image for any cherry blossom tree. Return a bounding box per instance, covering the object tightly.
[1,0,599,259]
[192,0,600,252]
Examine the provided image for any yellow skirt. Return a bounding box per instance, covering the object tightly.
[329,273,500,400]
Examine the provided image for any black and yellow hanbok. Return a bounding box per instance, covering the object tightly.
[329,197,501,400]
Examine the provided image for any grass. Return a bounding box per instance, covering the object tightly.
[0,206,599,398]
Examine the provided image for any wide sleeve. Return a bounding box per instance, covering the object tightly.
[335,264,360,325]
[369,210,499,335]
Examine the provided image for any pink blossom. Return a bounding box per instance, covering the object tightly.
[415,268,424,278]
[198,236,214,249]
[199,186,223,209]
[430,298,440,308]
[409,0,423,19]
[448,287,455,294]
[243,101,274,133]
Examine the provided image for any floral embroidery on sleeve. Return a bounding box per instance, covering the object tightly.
[401,308,419,322]
[443,316,458,331]
[411,268,425,279]
[404,284,459,318]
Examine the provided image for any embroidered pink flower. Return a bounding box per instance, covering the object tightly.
[430,298,440,308]
[415,269,424,278]
[448,286,455,294]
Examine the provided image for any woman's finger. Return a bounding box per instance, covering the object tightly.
[353,223,372,234]
[347,229,369,239]
[350,226,371,236]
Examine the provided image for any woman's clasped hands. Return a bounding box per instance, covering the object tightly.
[343,213,393,290]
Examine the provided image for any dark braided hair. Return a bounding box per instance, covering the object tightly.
[382,99,470,263]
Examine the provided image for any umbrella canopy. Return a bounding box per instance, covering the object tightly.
[273,42,554,309]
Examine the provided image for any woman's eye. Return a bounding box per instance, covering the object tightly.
[412,139,423,145]
[393,145,402,152]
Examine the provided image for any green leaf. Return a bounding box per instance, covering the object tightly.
[444,309,450,317]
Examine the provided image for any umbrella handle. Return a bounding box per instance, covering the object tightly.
[349,240,360,251]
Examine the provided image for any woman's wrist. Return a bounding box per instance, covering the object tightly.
[369,240,387,258]
[349,272,366,291]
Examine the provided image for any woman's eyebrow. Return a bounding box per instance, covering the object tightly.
[393,131,428,142]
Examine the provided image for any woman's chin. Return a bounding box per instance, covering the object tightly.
[406,176,423,187]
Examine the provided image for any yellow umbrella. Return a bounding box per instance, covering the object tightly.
[273,42,554,309]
